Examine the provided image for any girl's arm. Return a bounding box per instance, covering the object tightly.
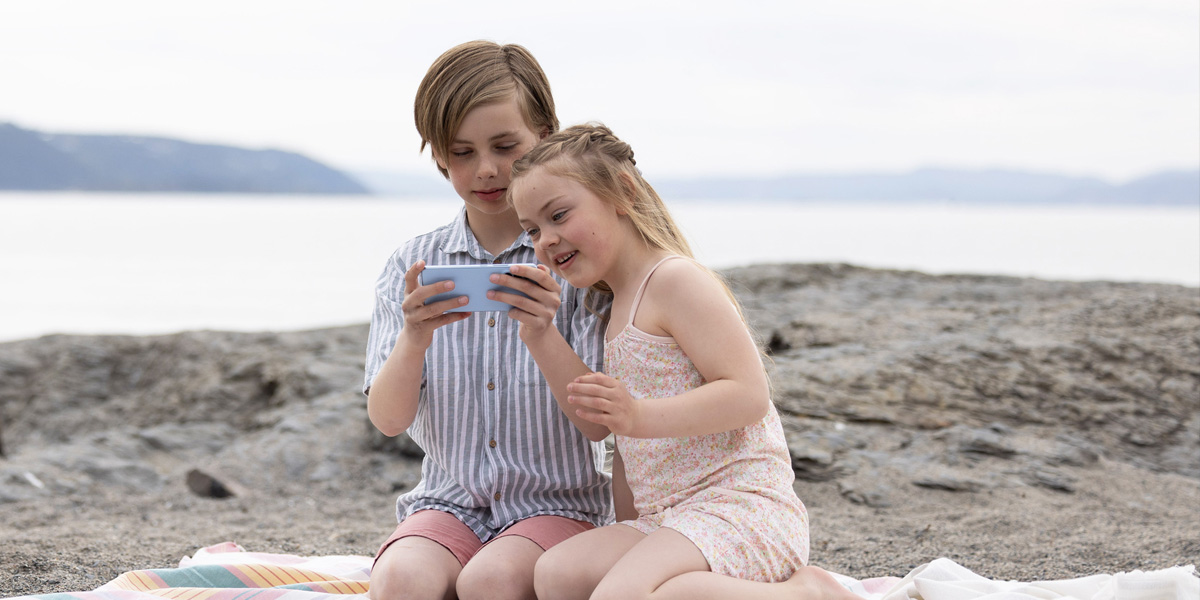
[367,260,470,436]
[495,264,612,442]
[567,260,770,439]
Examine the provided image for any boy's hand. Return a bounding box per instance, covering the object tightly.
[398,260,470,347]
[489,264,562,339]
[567,372,644,438]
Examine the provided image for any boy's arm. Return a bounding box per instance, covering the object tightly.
[367,259,470,436]
[366,331,428,436]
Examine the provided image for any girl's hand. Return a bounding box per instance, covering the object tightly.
[398,260,470,347]
[567,372,643,437]
[489,264,562,339]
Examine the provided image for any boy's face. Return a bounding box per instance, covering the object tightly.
[435,96,544,221]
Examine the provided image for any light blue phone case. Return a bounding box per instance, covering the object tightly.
[419,263,536,313]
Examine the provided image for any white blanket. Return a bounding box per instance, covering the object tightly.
[836,557,1198,600]
[7,543,1196,600]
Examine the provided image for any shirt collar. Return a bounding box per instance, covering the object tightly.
[441,207,534,262]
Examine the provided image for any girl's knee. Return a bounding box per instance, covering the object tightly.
[533,547,594,600]
[590,579,646,600]
[456,552,536,600]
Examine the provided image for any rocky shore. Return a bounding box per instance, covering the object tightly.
[1,263,1197,596]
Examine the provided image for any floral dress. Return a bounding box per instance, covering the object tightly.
[608,256,809,582]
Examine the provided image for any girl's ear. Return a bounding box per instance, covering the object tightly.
[538,126,550,140]
[432,149,448,172]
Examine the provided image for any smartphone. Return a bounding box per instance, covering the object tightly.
[419,263,536,313]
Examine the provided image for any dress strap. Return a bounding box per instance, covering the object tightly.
[627,255,685,329]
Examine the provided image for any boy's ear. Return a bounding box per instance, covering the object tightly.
[432,149,448,172]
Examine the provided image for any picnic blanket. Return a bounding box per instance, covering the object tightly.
[8,542,1197,600]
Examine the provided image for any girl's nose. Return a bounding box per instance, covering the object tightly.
[537,229,558,252]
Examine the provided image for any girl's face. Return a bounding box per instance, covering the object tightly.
[512,167,627,289]
[434,95,544,220]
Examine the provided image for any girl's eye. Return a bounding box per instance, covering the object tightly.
[451,149,471,158]
[525,227,540,238]
[551,210,567,222]
[497,143,518,152]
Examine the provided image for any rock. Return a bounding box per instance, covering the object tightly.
[366,426,426,459]
[790,447,842,482]
[185,469,236,499]
[837,477,894,507]
[1021,467,1076,493]
[912,476,988,493]
[0,266,1195,508]
[0,469,50,503]
[941,426,1018,458]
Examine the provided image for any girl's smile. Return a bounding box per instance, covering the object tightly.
[511,167,629,289]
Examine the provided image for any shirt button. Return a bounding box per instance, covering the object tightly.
[488,317,496,327]
[489,439,497,448]
[487,381,495,391]
[494,492,502,501]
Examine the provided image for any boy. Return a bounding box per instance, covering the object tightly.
[364,41,611,600]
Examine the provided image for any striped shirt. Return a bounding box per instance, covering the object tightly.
[364,208,613,541]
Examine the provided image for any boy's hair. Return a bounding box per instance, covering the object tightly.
[414,40,559,179]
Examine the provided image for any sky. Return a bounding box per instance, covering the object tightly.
[1,0,1197,183]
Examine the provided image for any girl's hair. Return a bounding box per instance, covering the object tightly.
[414,40,558,179]
[510,123,749,323]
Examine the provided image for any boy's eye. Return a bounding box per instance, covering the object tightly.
[551,210,567,222]
[451,149,472,158]
[525,227,540,238]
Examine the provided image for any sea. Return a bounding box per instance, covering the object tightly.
[2,192,1197,343]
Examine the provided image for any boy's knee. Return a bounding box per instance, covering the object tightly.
[370,542,459,600]
[371,563,447,600]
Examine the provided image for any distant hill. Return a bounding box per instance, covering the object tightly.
[648,168,1199,206]
[354,166,1198,205]
[0,123,368,194]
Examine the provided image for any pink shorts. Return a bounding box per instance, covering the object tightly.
[374,510,594,567]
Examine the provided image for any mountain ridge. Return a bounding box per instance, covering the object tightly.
[354,166,1198,205]
[0,122,368,194]
[3,122,1194,203]
[647,167,1198,205]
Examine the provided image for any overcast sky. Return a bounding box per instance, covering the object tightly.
[2,1,1197,182]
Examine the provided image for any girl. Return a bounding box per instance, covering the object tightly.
[494,123,861,600]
